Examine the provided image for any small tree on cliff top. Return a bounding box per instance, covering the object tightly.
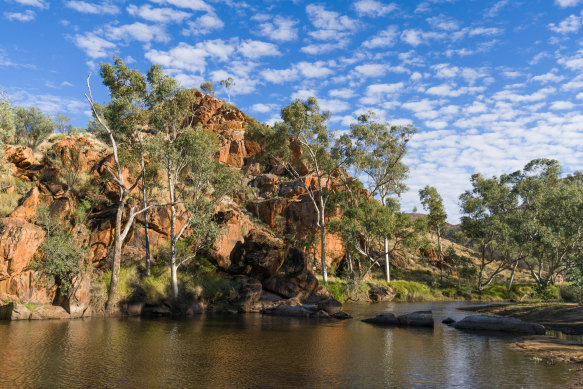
[246,97,349,283]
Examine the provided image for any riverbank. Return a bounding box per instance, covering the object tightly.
[461,302,583,368]
[322,276,557,304]
[460,303,583,334]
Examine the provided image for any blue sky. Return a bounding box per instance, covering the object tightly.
[1,0,583,221]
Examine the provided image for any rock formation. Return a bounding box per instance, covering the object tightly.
[0,92,346,319]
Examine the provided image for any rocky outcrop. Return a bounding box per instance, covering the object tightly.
[54,272,92,318]
[0,302,32,320]
[232,229,285,280]
[0,217,45,278]
[397,311,434,327]
[209,209,250,270]
[453,314,546,335]
[9,186,39,221]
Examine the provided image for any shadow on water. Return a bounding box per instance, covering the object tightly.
[0,301,578,388]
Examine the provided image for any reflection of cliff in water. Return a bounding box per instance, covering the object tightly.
[0,302,576,388]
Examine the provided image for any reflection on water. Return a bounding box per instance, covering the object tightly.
[0,302,576,388]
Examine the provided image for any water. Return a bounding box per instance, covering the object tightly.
[0,302,577,388]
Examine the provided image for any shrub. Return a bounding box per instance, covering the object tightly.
[30,224,88,296]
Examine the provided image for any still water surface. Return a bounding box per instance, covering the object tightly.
[0,302,577,388]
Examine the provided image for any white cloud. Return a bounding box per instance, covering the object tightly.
[74,33,116,58]
[354,63,387,77]
[548,13,583,34]
[250,103,277,114]
[362,26,399,48]
[353,0,397,17]
[127,4,190,23]
[4,10,35,22]
[555,0,583,7]
[550,100,575,110]
[257,16,298,42]
[13,0,47,8]
[485,0,509,17]
[425,83,485,97]
[400,29,445,46]
[301,41,347,54]
[260,68,299,83]
[66,1,119,15]
[306,4,357,32]
[295,61,334,78]
[531,71,565,83]
[238,40,280,59]
[183,13,224,35]
[426,15,459,31]
[328,88,352,98]
[150,0,212,12]
[145,40,235,73]
[105,22,169,43]
[319,99,351,113]
[366,82,404,96]
[291,88,317,100]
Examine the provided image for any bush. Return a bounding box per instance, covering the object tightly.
[30,222,88,296]
[388,280,443,301]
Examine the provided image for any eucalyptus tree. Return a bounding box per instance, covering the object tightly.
[0,90,15,172]
[148,89,240,298]
[512,159,583,288]
[346,113,416,281]
[219,77,235,103]
[200,81,215,96]
[85,57,159,312]
[459,173,521,290]
[419,185,447,281]
[54,113,72,135]
[14,106,55,150]
[246,97,347,283]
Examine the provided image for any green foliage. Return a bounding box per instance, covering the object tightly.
[54,113,72,135]
[219,77,235,103]
[325,281,347,303]
[460,159,583,290]
[419,186,447,230]
[14,106,55,150]
[388,280,443,301]
[345,112,416,199]
[200,81,215,96]
[31,206,88,296]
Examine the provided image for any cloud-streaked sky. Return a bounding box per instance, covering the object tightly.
[1,0,583,221]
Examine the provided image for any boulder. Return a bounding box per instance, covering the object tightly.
[9,187,39,221]
[30,305,70,320]
[0,271,55,305]
[6,146,37,169]
[397,311,434,327]
[0,217,45,279]
[0,302,32,320]
[362,312,399,325]
[442,317,456,325]
[229,275,263,312]
[261,304,314,317]
[238,229,285,280]
[453,314,545,335]
[55,271,91,318]
[253,173,279,194]
[208,210,250,270]
[367,283,396,302]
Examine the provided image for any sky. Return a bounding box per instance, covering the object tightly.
[1,0,583,222]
